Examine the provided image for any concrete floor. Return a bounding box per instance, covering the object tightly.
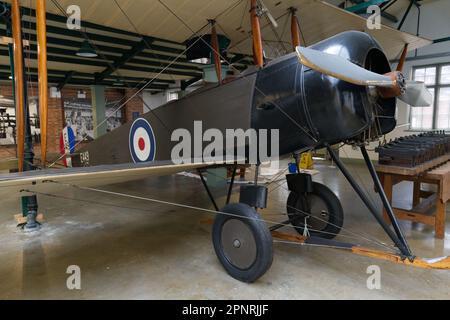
[0,161,449,300]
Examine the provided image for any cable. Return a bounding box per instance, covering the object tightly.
[26,2,401,254]
[47,1,210,167]
[47,0,247,168]
[33,179,399,253]
[158,0,318,143]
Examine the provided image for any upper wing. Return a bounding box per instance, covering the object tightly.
[0,160,222,200]
[27,0,431,62]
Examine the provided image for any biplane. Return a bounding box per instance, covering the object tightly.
[0,0,449,283]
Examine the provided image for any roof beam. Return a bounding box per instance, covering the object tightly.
[0,26,250,73]
[30,43,200,72]
[57,71,74,91]
[346,0,389,13]
[390,51,450,63]
[20,6,182,47]
[0,65,177,85]
[397,0,416,31]
[433,37,450,44]
[0,27,205,75]
[96,38,152,83]
[381,12,398,23]
[17,20,185,55]
[0,72,168,91]
[0,48,202,78]
[181,76,202,90]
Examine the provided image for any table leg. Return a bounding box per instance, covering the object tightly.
[413,180,421,208]
[435,199,446,239]
[382,174,393,225]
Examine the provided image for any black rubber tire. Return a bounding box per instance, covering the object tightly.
[212,203,273,283]
[287,182,344,239]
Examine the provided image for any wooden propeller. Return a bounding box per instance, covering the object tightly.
[397,43,409,72]
[296,45,433,107]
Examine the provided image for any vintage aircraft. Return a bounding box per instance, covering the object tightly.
[1,0,449,283]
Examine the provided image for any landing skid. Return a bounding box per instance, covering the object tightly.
[271,231,450,270]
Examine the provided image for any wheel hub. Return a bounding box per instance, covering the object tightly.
[221,219,257,270]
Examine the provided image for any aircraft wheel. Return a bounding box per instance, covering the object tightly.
[212,203,273,283]
[287,182,343,239]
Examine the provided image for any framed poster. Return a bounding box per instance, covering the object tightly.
[64,98,123,142]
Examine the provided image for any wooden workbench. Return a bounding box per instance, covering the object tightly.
[376,154,450,239]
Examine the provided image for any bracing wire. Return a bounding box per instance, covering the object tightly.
[31,179,400,254]
[157,0,318,143]
[18,1,405,255]
[46,3,207,167]
[46,0,246,168]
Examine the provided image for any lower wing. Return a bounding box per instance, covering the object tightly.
[0,160,223,200]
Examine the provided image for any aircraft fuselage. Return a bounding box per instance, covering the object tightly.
[80,31,396,167]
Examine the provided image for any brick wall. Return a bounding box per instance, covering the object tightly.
[47,94,64,154]
[124,88,144,123]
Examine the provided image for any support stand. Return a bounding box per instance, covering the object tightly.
[23,195,40,232]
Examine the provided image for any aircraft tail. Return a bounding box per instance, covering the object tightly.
[59,126,76,168]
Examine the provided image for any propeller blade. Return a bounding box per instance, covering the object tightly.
[396,44,408,72]
[295,47,432,107]
[296,46,395,87]
[398,81,433,107]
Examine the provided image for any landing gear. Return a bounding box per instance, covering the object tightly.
[287,182,344,239]
[212,203,273,283]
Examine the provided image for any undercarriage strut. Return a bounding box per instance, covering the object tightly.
[326,144,413,259]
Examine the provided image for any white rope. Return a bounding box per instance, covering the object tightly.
[273,240,353,251]
[303,216,310,238]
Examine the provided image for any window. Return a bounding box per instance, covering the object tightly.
[410,64,450,130]
[167,91,179,102]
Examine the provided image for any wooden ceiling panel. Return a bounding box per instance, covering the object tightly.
[8,0,431,58]
[0,0,434,88]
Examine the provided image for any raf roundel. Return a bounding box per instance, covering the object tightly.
[129,118,157,163]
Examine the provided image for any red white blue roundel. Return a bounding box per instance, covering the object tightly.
[129,118,156,163]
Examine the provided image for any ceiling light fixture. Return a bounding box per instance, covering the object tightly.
[76,39,98,58]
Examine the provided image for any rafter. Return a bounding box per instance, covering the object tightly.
[95,38,153,83]
[57,70,74,91]
[0,72,168,91]
[397,0,416,31]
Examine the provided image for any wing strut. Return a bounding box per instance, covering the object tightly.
[209,20,222,85]
[250,0,264,67]
[290,7,301,50]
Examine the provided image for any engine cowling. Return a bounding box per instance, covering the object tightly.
[252,31,396,155]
